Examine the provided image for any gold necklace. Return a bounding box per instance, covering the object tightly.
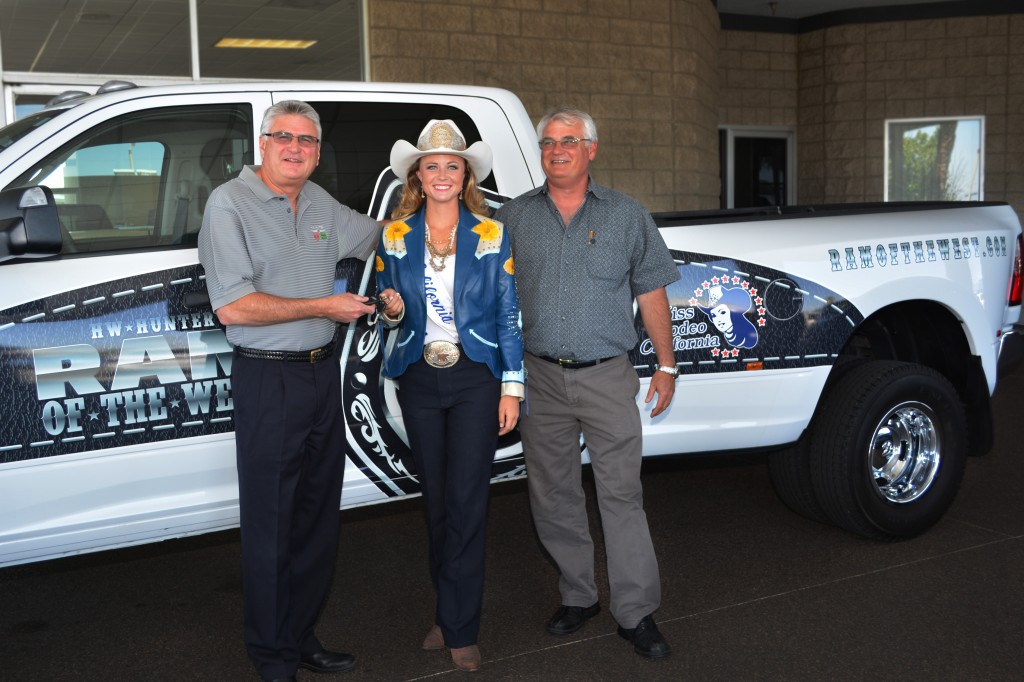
[425,219,458,271]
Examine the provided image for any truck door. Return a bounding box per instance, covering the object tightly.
[0,98,265,566]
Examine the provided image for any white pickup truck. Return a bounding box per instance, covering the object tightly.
[1,81,1021,566]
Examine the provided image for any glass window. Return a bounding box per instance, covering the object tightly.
[13,94,55,121]
[885,117,984,202]
[8,105,253,254]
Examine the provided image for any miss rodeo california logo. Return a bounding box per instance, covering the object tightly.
[693,282,762,354]
[641,250,865,375]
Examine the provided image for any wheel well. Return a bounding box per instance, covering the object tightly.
[837,301,993,456]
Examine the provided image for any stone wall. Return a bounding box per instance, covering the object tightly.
[369,3,1022,220]
[367,0,722,212]
[718,30,798,128]
[721,14,1023,221]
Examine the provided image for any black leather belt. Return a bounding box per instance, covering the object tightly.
[537,354,618,370]
[235,340,335,363]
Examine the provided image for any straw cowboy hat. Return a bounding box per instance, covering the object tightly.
[390,119,493,181]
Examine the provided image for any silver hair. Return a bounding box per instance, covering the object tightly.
[535,107,598,143]
[260,100,322,139]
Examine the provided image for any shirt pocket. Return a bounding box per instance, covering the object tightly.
[584,242,630,286]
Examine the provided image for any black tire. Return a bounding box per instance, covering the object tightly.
[768,358,871,526]
[768,437,829,525]
[809,360,967,540]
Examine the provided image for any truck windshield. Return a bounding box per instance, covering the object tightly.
[0,109,67,153]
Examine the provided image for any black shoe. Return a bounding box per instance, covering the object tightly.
[299,649,357,674]
[617,615,671,660]
[546,602,600,635]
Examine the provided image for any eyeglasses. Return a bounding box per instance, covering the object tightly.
[539,136,592,150]
[262,131,320,148]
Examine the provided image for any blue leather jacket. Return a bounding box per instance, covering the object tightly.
[375,205,525,387]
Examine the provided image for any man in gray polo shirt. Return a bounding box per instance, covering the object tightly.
[199,100,379,681]
[495,107,680,661]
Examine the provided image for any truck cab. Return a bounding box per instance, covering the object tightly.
[0,81,542,566]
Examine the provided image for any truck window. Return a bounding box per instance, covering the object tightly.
[307,101,496,215]
[7,104,253,254]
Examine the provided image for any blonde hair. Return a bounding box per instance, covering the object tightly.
[391,159,489,220]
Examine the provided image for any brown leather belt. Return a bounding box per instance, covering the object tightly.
[537,354,617,370]
[234,340,335,363]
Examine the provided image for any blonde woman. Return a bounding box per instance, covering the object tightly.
[373,119,524,672]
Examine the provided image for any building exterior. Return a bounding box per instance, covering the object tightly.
[1,0,1021,219]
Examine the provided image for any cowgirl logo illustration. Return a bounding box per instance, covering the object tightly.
[695,284,761,350]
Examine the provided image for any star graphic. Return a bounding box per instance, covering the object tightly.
[711,276,721,285]
[755,297,763,305]
[170,399,181,409]
[757,307,766,315]
[741,281,750,289]
[694,288,703,297]
[689,297,699,306]
[758,318,767,326]
[125,323,134,332]
[702,280,710,289]
[732,276,740,284]
[732,349,740,357]
[750,288,758,296]
[88,411,99,420]
[711,348,720,356]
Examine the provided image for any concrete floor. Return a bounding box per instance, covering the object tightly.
[4,366,1024,681]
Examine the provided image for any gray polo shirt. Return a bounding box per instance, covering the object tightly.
[198,165,379,351]
[496,179,680,362]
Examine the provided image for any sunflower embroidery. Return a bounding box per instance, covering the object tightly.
[385,221,411,242]
[503,257,514,275]
[375,255,385,272]
[383,220,412,258]
[472,219,502,258]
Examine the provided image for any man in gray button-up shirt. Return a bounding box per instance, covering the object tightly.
[495,107,679,661]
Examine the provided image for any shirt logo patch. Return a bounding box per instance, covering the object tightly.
[311,227,330,241]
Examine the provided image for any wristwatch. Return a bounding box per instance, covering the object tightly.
[656,364,679,377]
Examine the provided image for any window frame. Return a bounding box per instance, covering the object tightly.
[884,115,985,203]
[719,125,796,209]
[7,103,254,255]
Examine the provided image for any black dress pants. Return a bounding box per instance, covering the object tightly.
[397,354,500,649]
[232,349,346,680]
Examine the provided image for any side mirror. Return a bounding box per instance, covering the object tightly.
[0,185,62,263]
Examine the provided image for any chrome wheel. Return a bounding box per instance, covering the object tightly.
[868,401,940,504]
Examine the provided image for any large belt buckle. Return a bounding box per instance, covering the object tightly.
[424,340,460,368]
[309,347,323,363]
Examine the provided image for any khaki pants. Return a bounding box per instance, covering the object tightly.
[520,353,662,629]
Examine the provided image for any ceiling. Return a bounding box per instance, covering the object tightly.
[0,0,995,91]
[717,0,965,19]
[0,0,364,83]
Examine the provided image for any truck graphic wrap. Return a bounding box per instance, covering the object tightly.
[0,265,229,464]
[629,250,865,376]
[0,256,526,497]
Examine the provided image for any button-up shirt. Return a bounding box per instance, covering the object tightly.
[496,179,680,362]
